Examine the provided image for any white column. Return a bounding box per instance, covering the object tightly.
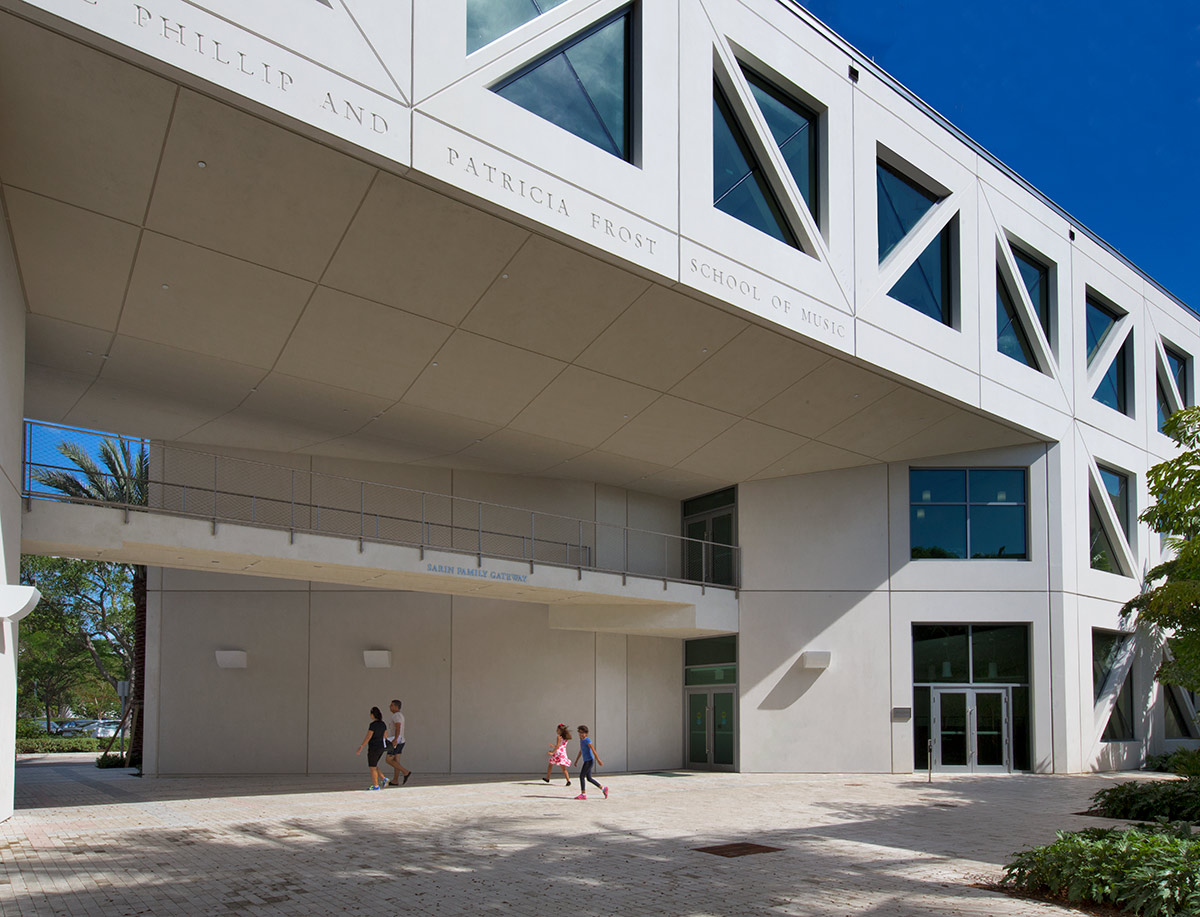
[0,200,37,821]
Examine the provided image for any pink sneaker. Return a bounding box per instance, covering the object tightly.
[574,793,587,800]
[602,786,609,799]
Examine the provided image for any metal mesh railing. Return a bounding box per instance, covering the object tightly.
[23,421,739,589]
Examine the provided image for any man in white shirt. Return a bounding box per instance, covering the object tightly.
[385,699,411,786]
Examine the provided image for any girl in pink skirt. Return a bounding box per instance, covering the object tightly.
[542,723,573,785]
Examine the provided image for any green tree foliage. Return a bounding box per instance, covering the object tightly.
[28,434,148,766]
[30,437,148,507]
[20,556,134,692]
[16,617,93,728]
[1123,406,1200,692]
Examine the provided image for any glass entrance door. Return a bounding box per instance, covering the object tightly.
[931,688,1010,773]
[686,689,735,770]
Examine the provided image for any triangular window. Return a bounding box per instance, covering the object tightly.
[1166,345,1189,403]
[877,161,938,262]
[712,83,798,247]
[888,222,954,325]
[1097,465,1130,539]
[1165,685,1198,739]
[1089,495,1126,575]
[468,0,570,54]
[1012,247,1052,340]
[492,10,632,160]
[996,271,1039,369]
[1102,669,1136,741]
[1094,338,1131,415]
[741,68,820,223]
[1092,630,1128,700]
[1158,378,1173,434]
[1085,299,1119,366]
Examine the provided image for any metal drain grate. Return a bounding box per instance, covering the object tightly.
[694,843,783,858]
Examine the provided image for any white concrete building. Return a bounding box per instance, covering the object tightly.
[1,0,1197,816]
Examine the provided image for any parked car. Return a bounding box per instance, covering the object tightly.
[91,720,122,739]
[55,720,98,738]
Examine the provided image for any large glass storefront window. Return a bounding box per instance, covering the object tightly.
[912,624,1031,771]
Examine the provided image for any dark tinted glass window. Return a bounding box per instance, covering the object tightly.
[1011,686,1031,770]
[1098,466,1130,537]
[713,86,798,246]
[1089,497,1123,574]
[913,685,931,769]
[888,225,953,325]
[743,69,819,223]
[686,635,736,667]
[1164,687,1196,739]
[1092,629,1127,701]
[1166,345,1189,404]
[1102,670,1136,742]
[682,488,736,517]
[911,469,966,503]
[1085,298,1119,365]
[467,0,570,53]
[1012,247,1051,340]
[912,625,969,683]
[997,272,1038,369]
[911,504,966,558]
[1093,339,1130,415]
[910,469,1027,560]
[969,470,1025,504]
[877,161,938,262]
[494,11,631,159]
[972,625,1029,684]
[1158,378,1173,433]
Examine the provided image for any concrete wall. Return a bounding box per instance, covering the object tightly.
[146,568,683,776]
[737,445,1068,774]
[0,198,27,820]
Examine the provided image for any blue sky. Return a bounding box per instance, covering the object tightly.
[799,0,1200,311]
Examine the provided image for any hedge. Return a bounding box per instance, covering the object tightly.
[15,737,100,754]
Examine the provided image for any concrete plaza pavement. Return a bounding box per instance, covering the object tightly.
[1,755,1143,916]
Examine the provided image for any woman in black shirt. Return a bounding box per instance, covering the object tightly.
[356,706,389,790]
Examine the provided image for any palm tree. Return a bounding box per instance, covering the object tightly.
[31,436,149,768]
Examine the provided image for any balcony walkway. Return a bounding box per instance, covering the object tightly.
[21,424,738,636]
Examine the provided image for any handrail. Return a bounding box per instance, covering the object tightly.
[22,420,739,589]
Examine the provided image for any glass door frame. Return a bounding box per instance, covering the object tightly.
[930,686,1011,774]
[682,488,738,587]
[684,686,737,771]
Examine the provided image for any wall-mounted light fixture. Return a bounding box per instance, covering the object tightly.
[215,650,247,669]
[363,650,392,669]
[799,651,831,670]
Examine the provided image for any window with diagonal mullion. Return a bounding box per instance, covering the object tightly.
[741,67,820,224]
[468,0,571,53]
[877,161,938,263]
[712,84,798,247]
[492,10,631,160]
[996,271,1039,370]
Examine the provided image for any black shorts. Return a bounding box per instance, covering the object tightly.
[367,746,384,767]
[386,741,405,757]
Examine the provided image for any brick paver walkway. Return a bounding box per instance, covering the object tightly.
[1,755,1142,915]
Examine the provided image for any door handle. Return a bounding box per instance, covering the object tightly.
[706,705,712,759]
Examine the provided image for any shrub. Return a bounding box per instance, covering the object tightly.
[1003,825,1200,917]
[95,753,130,768]
[15,737,99,754]
[1089,779,1200,822]
[1157,749,1200,779]
[15,719,50,739]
